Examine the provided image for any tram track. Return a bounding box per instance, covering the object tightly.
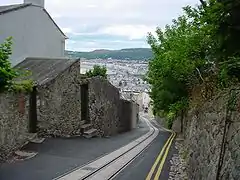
[55,117,159,180]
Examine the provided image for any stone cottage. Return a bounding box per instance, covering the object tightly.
[0,59,140,162]
[15,57,84,137]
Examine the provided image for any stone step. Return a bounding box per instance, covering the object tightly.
[26,133,38,141]
[26,133,45,144]
[14,150,38,160]
[29,137,45,144]
[80,124,92,134]
[80,120,86,126]
[83,128,98,139]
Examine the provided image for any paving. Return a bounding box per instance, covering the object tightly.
[0,119,149,180]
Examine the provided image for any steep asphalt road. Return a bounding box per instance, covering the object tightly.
[0,116,175,180]
[113,124,175,180]
[0,119,149,180]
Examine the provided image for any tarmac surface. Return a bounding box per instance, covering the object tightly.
[0,119,149,180]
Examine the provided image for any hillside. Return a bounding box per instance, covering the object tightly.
[65,48,153,60]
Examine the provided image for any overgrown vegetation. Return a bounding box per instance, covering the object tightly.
[147,0,240,128]
[85,65,107,79]
[0,37,33,93]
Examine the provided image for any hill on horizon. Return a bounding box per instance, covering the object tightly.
[65,48,153,60]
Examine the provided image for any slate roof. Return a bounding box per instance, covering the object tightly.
[15,57,79,86]
[0,3,67,39]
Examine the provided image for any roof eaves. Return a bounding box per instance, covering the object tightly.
[0,3,31,15]
[38,59,80,86]
[42,8,68,39]
[14,57,80,86]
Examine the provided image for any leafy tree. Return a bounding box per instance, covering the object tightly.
[0,37,33,93]
[0,37,17,92]
[147,0,240,127]
[85,65,107,79]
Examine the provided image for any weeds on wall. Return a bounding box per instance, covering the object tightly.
[0,37,33,93]
[147,0,240,126]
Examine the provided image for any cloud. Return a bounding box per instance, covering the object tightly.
[99,25,155,40]
[1,0,199,51]
[62,27,73,34]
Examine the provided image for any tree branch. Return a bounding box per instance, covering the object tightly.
[196,67,204,82]
[199,0,207,7]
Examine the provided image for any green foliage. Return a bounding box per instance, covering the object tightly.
[9,80,34,93]
[166,98,188,128]
[0,37,33,93]
[147,0,240,126]
[85,65,107,79]
[0,37,17,92]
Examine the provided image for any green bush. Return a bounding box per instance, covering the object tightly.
[0,37,33,93]
[85,65,107,79]
[0,37,17,92]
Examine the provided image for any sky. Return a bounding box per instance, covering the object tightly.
[1,0,199,51]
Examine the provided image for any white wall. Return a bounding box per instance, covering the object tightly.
[0,6,65,66]
[24,0,44,7]
[142,92,150,107]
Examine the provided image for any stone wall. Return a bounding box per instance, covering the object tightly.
[180,87,240,180]
[118,99,139,133]
[37,61,82,137]
[88,77,120,136]
[119,99,132,133]
[131,102,139,129]
[0,93,29,162]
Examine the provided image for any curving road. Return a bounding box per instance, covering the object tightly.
[113,117,175,180]
[0,115,175,180]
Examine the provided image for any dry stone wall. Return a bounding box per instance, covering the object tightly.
[88,77,120,136]
[0,93,29,162]
[181,88,240,180]
[131,102,139,129]
[119,99,132,133]
[37,61,82,137]
[88,78,139,136]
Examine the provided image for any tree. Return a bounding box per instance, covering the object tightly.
[85,65,107,79]
[147,0,240,128]
[0,37,17,92]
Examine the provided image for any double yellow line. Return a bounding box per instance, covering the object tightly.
[146,132,176,180]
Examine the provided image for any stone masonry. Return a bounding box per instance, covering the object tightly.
[119,99,132,133]
[0,93,29,162]
[37,60,82,137]
[179,87,240,180]
[88,77,121,136]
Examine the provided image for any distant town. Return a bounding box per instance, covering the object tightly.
[81,58,150,102]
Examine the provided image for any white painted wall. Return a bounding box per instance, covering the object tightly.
[142,92,150,107]
[0,5,65,66]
